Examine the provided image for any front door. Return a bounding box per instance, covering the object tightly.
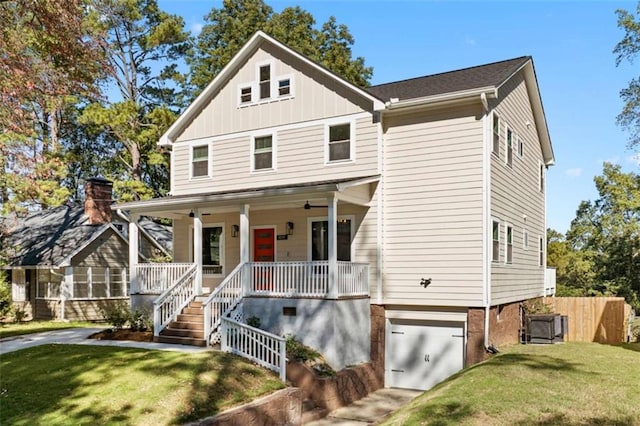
[253,228,275,290]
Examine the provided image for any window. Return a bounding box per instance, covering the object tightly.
[539,236,544,266]
[539,163,545,192]
[253,135,273,170]
[278,78,290,96]
[259,65,270,99]
[37,269,62,298]
[192,145,209,178]
[506,128,513,167]
[492,114,500,156]
[310,219,352,261]
[200,226,223,275]
[518,138,524,157]
[240,86,252,103]
[328,123,351,162]
[506,225,513,264]
[492,220,500,262]
[523,229,529,250]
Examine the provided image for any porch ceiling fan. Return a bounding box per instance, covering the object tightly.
[304,200,327,209]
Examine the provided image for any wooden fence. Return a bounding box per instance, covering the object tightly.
[544,297,628,344]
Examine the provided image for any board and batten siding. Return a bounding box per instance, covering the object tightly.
[382,106,485,307]
[490,72,546,305]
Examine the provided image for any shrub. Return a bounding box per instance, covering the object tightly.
[522,298,553,315]
[0,272,13,321]
[246,316,261,329]
[129,308,152,332]
[285,334,320,362]
[100,302,130,330]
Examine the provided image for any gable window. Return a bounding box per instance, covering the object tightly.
[240,86,252,104]
[506,225,513,264]
[539,163,545,192]
[328,123,351,162]
[492,114,500,156]
[539,236,544,267]
[191,225,224,275]
[310,218,352,261]
[253,135,273,171]
[492,220,500,262]
[192,145,209,178]
[518,138,524,158]
[278,78,290,96]
[506,128,513,167]
[259,65,271,99]
[523,229,529,250]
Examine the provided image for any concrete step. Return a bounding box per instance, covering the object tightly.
[154,335,207,347]
[161,327,204,339]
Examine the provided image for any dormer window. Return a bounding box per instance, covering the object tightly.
[278,78,290,96]
[259,65,271,99]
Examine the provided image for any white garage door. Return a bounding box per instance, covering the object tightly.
[387,320,465,391]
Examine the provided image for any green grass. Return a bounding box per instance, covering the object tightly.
[0,344,284,425]
[383,342,640,426]
[0,320,100,339]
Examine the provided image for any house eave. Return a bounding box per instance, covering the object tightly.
[382,87,498,114]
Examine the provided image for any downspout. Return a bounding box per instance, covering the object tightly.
[481,92,491,351]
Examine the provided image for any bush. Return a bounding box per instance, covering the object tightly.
[100,302,130,330]
[0,272,13,321]
[129,308,152,332]
[246,316,261,329]
[285,334,321,362]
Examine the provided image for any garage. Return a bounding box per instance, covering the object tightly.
[386,320,465,391]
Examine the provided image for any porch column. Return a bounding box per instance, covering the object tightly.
[128,213,139,294]
[193,209,203,295]
[328,194,338,299]
[240,204,250,296]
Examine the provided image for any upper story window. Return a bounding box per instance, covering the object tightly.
[492,113,500,157]
[506,225,513,264]
[192,145,209,178]
[539,236,544,267]
[240,86,252,104]
[492,220,500,262]
[518,137,524,158]
[506,127,513,167]
[539,163,545,193]
[327,123,352,162]
[523,229,529,250]
[278,78,291,96]
[259,65,271,99]
[253,135,274,171]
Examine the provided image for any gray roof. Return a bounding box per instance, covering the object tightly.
[366,56,531,102]
[1,204,173,267]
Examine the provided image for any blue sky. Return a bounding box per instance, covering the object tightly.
[160,0,639,234]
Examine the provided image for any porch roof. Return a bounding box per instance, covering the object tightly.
[113,175,380,217]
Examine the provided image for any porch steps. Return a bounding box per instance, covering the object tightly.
[155,300,207,347]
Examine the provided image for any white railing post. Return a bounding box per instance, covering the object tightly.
[204,303,212,347]
[153,306,160,337]
[221,318,228,352]
[105,268,111,298]
[240,204,250,296]
[193,210,203,295]
[327,194,338,299]
[122,269,127,296]
[87,267,93,299]
[129,213,139,294]
[279,338,287,382]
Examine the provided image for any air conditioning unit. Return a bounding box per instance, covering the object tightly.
[526,314,568,344]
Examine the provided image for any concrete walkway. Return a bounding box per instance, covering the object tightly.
[0,327,211,355]
[306,388,421,425]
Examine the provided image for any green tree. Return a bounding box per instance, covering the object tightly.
[185,0,372,98]
[614,2,640,152]
[81,0,190,201]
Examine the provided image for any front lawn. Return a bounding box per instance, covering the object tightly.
[0,344,284,425]
[383,342,640,425]
[0,320,99,339]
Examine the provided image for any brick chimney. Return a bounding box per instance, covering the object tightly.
[84,177,113,225]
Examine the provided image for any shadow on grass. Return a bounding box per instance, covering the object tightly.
[618,342,640,353]
[478,352,584,373]
[415,401,474,426]
[515,412,639,425]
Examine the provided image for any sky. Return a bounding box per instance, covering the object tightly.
[159,0,640,234]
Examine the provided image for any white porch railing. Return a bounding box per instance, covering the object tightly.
[153,264,198,336]
[221,317,287,382]
[134,263,194,294]
[247,261,369,298]
[203,263,247,345]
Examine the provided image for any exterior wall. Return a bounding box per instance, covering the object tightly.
[490,72,546,304]
[172,44,379,197]
[242,297,371,370]
[172,203,378,294]
[34,299,60,320]
[488,301,523,346]
[466,307,487,365]
[382,105,485,307]
[64,299,128,321]
[72,228,129,268]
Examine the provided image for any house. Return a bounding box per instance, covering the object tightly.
[1,178,172,321]
[114,31,555,391]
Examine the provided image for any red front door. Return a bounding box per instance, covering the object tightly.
[253,228,275,290]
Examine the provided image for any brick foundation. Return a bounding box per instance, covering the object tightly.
[370,304,385,385]
[488,301,522,346]
[466,307,487,365]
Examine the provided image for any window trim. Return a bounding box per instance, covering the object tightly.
[306,215,355,262]
[189,223,225,277]
[190,143,210,179]
[505,224,513,264]
[491,218,501,263]
[539,161,545,193]
[505,126,513,167]
[523,229,529,251]
[250,133,277,173]
[517,137,524,158]
[492,112,500,157]
[539,235,544,267]
[325,119,356,164]
[277,74,294,98]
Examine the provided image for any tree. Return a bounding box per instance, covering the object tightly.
[184,0,373,99]
[81,0,190,201]
[0,0,106,213]
[565,163,640,308]
[614,2,640,152]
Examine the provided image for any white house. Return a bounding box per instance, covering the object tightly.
[115,31,554,391]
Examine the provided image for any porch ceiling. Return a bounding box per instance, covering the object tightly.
[113,175,379,218]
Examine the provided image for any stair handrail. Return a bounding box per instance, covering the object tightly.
[203,262,247,345]
[153,263,198,337]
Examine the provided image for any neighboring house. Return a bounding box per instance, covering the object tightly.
[115,31,555,391]
[1,178,172,321]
